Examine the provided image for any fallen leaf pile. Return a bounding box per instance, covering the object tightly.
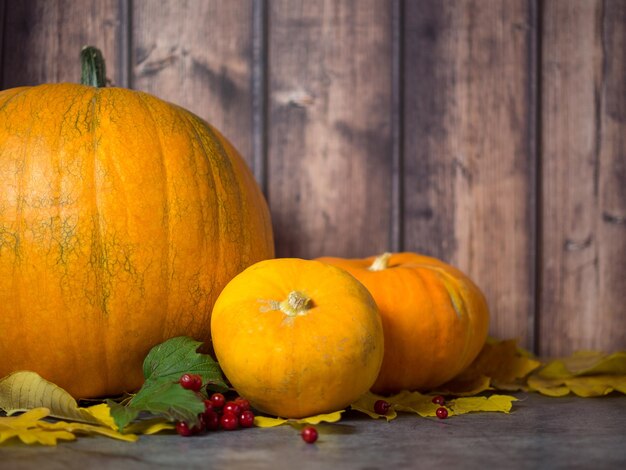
[351,390,516,421]
[527,351,626,397]
[1,338,624,445]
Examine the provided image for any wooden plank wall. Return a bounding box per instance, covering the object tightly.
[0,0,624,357]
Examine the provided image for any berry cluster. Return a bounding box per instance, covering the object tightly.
[176,373,256,436]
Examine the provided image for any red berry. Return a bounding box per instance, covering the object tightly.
[432,395,445,406]
[179,373,203,391]
[373,399,391,415]
[204,410,219,431]
[191,415,206,434]
[301,426,318,444]
[223,401,242,415]
[210,393,226,409]
[175,421,193,437]
[220,412,239,430]
[203,400,214,412]
[436,407,448,419]
[239,410,255,428]
[234,398,251,412]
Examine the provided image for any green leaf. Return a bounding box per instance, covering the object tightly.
[129,381,205,425]
[142,336,227,390]
[106,400,140,432]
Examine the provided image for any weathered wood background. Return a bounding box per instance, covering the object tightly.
[1,0,624,356]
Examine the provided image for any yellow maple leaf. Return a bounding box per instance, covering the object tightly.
[254,410,344,428]
[351,390,517,419]
[448,395,517,414]
[537,351,626,379]
[0,408,75,446]
[36,420,138,442]
[528,374,626,397]
[528,351,626,397]
[386,390,439,417]
[438,339,541,395]
[125,418,176,435]
[350,392,398,421]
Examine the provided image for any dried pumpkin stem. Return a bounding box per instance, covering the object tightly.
[80,46,107,88]
[368,252,392,271]
[280,291,312,317]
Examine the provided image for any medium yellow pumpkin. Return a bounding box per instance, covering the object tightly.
[317,252,490,394]
[0,48,274,398]
[210,258,384,418]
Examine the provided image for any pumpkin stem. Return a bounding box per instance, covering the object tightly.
[280,291,312,317]
[368,252,393,271]
[80,46,107,88]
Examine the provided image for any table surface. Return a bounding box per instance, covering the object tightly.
[1,393,625,470]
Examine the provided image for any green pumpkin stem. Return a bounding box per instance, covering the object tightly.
[280,291,312,317]
[80,46,107,88]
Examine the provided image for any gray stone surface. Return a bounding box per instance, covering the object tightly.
[1,393,625,469]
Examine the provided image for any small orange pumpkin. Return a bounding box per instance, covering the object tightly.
[317,252,490,394]
[210,258,384,418]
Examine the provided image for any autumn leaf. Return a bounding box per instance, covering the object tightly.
[537,351,626,379]
[125,418,175,435]
[388,390,441,417]
[254,410,344,428]
[527,351,626,397]
[449,395,517,414]
[438,338,542,395]
[0,371,110,426]
[36,420,138,442]
[0,408,75,446]
[351,390,517,419]
[350,392,398,421]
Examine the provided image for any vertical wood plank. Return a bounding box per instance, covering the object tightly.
[539,0,626,356]
[132,0,256,170]
[1,0,124,88]
[267,0,393,259]
[0,0,5,87]
[403,0,537,348]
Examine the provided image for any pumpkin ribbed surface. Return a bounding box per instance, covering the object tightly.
[317,252,489,394]
[0,83,274,398]
[211,258,384,418]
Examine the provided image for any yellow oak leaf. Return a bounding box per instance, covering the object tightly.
[0,371,107,426]
[0,408,75,446]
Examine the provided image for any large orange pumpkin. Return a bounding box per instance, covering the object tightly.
[211,258,384,418]
[0,48,274,398]
[317,252,489,394]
